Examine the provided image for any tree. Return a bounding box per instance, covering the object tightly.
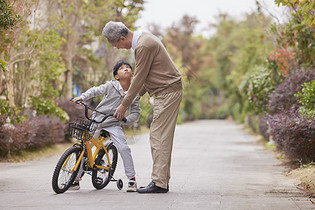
[0,0,20,73]
[46,0,144,99]
[0,0,26,107]
[162,15,207,119]
[275,0,315,29]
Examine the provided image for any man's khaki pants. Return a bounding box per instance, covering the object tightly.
[150,90,182,189]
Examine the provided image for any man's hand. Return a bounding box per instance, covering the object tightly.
[114,104,127,121]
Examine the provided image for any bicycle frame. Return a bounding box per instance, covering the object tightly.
[65,133,112,173]
[65,100,125,176]
[52,99,126,194]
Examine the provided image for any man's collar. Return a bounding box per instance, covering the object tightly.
[132,31,142,50]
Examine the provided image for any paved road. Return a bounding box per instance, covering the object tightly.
[0,120,314,210]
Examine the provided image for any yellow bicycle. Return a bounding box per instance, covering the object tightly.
[52,100,124,194]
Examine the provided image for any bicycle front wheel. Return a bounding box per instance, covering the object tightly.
[92,144,118,189]
[52,146,82,194]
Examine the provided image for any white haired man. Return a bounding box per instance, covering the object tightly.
[102,21,182,193]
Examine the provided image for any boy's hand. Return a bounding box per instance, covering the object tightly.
[114,104,127,121]
[71,97,82,103]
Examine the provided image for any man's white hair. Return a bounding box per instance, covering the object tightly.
[102,21,129,42]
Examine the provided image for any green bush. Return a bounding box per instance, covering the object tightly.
[30,97,69,123]
[244,65,282,115]
[0,99,25,124]
[295,80,315,119]
[138,96,153,127]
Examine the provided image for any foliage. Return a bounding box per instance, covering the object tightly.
[267,109,315,162]
[0,115,66,157]
[162,15,206,120]
[0,99,24,123]
[18,28,69,122]
[0,0,146,155]
[0,59,7,72]
[0,0,21,30]
[275,0,315,28]
[273,1,315,68]
[204,11,274,122]
[244,65,278,114]
[268,48,295,77]
[30,97,69,123]
[113,0,144,28]
[295,80,315,119]
[0,0,23,55]
[138,95,153,127]
[267,69,315,114]
[283,15,314,67]
[47,0,144,98]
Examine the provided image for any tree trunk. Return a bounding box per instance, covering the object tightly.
[6,62,15,107]
[66,67,72,99]
[65,44,73,99]
[0,52,5,96]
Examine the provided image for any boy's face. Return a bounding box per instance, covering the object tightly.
[114,64,133,80]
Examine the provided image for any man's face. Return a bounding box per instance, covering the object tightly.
[109,36,131,49]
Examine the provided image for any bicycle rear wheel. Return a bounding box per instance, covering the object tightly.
[92,144,118,189]
[52,146,82,194]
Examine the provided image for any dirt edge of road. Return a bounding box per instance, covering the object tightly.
[250,129,315,200]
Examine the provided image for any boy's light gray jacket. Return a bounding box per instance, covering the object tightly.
[80,80,140,128]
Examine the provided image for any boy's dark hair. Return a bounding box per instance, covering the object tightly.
[113,60,132,77]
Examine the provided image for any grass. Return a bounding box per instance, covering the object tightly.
[287,164,315,198]
[0,141,73,163]
[124,126,149,138]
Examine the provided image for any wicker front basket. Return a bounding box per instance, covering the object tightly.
[69,119,97,141]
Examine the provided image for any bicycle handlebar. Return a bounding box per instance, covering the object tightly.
[71,99,127,123]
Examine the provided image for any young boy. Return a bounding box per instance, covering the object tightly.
[71,60,140,192]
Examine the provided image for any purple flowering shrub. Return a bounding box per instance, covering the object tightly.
[267,109,315,162]
[267,69,315,162]
[268,69,315,114]
[0,115,66,157]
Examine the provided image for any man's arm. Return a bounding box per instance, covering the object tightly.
[122,46,155,107]
[125,94,140,123]
[114,46,154,120]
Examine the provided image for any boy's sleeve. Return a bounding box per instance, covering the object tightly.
[125,93,141,124]
[80,83,109,101]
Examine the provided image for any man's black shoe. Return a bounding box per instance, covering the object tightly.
[139,181,154,189]
[137,181,168,193]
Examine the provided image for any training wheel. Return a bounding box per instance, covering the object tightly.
[117,179,123,190]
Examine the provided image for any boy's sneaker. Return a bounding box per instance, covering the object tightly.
[69,181,80,190]
[126,178,137,192]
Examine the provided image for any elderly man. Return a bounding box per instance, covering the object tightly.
[102,21,182,193]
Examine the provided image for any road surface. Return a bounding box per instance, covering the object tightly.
[0,120,313,209]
